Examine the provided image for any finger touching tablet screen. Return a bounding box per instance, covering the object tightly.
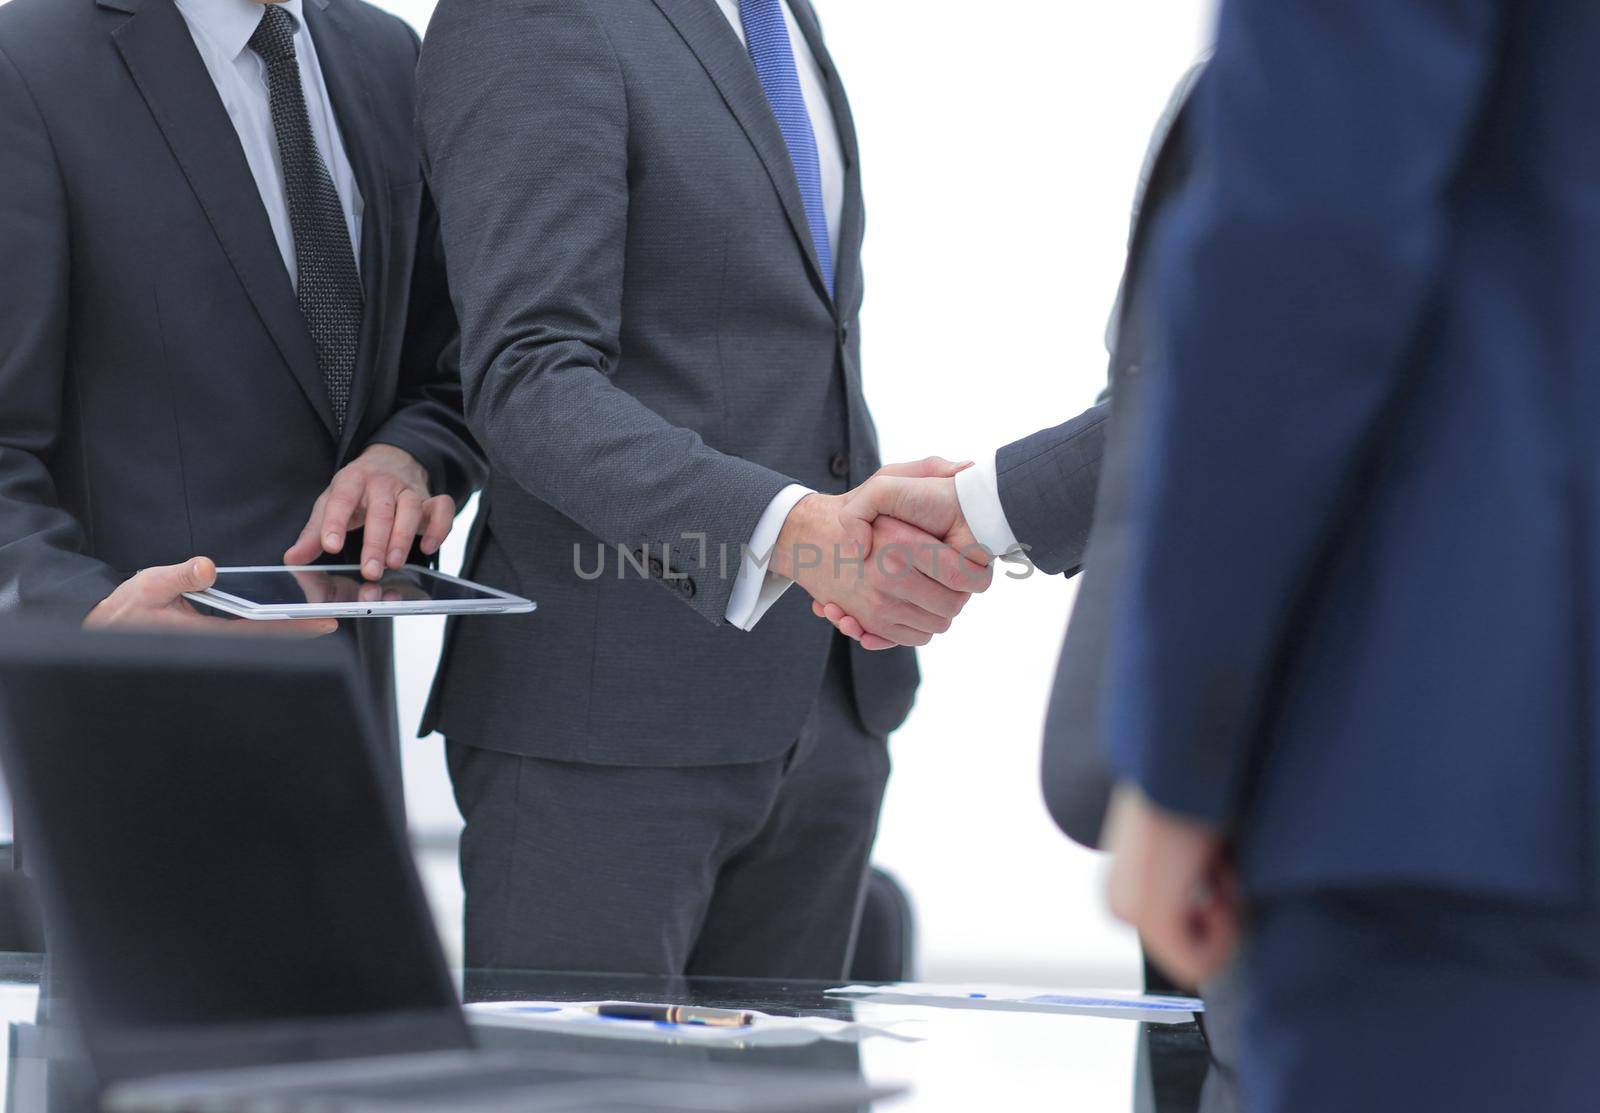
[184,566,535,620]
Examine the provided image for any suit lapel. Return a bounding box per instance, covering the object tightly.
[787,0,862,317]
[106,0,337,438]
[651,0,832,307]
[305,0,393,457]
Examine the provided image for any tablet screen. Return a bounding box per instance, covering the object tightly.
[211,567,503,608]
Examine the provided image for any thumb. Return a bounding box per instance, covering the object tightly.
[839,476,903,556]
[873,456,974,480]
[168,556,218,596]
[136,558,216,606]
[843,474,962,539]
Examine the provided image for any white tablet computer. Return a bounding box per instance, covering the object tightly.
[184,565,535,620]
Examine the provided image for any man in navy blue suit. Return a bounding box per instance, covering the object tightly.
[1103,0,1600,1109]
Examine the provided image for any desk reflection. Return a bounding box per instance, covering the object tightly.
[2,956,1215,1113]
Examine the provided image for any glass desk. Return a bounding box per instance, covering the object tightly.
[0,954,1213,1112]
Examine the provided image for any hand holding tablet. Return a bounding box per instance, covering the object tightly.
[184,566,535,621]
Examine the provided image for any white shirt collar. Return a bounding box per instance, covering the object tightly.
[174,0,307,62]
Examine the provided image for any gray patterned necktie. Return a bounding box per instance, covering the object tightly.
[248,3,362,432]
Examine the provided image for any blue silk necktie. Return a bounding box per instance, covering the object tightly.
[738,0,835,297]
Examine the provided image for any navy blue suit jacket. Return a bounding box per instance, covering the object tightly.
[1107,0,1600,903]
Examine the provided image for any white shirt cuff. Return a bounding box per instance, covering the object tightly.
[955,450,1023,559]
[726,484,814,631]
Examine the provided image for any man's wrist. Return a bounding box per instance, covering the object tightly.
[771,492,841,581]
[725,484,813,631]
[953,450,1022,557]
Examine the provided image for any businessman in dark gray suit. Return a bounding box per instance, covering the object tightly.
[0,0,484,748]
[417,0,990,979]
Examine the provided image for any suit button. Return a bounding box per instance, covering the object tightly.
[648,557,664,578]
[679,577,697,599]
[829,452,851,479]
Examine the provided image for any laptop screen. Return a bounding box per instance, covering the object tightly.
[0,628,466,1076]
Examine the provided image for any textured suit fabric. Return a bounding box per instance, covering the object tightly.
[1107,0,1600,905]
[0,0,484,752]
[1001,68,1201,849]
[417,0,917,766]
[1241,891,1600,1113]
[447,639,889,978]
[994,407,1110,580]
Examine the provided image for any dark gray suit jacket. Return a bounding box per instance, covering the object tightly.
[417,0,918,766]
[996,68,1203,848]
[0,0,484,738]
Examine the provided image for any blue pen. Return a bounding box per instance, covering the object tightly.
[591,1004,754,1028]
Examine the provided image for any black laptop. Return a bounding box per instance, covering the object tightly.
[0,625,898,1113]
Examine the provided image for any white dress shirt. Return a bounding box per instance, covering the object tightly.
[173,0,364,286]
[713,0,847,264]
[954,454,1024,557]
[717,0,851,630]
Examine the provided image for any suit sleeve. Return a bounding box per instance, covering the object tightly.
[364,182,487,511]
[1105,0,1505,825]
[994,404,1110,577]
[364,17,484,511]
[415,0,795,624]
[0,43,121,618]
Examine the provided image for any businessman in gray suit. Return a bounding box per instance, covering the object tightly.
[416,0,990,978]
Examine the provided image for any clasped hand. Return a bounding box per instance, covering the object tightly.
[779,458,995,649]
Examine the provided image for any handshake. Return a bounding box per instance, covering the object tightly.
[773,458,1000,650]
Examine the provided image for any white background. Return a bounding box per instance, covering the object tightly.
[0,0,1216,986]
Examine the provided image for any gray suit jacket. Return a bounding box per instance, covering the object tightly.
[997,66,1205,847]
[0,0,484,754]
[417,0,918,765]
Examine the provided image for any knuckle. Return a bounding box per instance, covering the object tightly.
[887,602,922,628]
[861,591,892,616]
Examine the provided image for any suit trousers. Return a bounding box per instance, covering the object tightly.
[1241,888,1600,1113]
[447,637,890,978]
